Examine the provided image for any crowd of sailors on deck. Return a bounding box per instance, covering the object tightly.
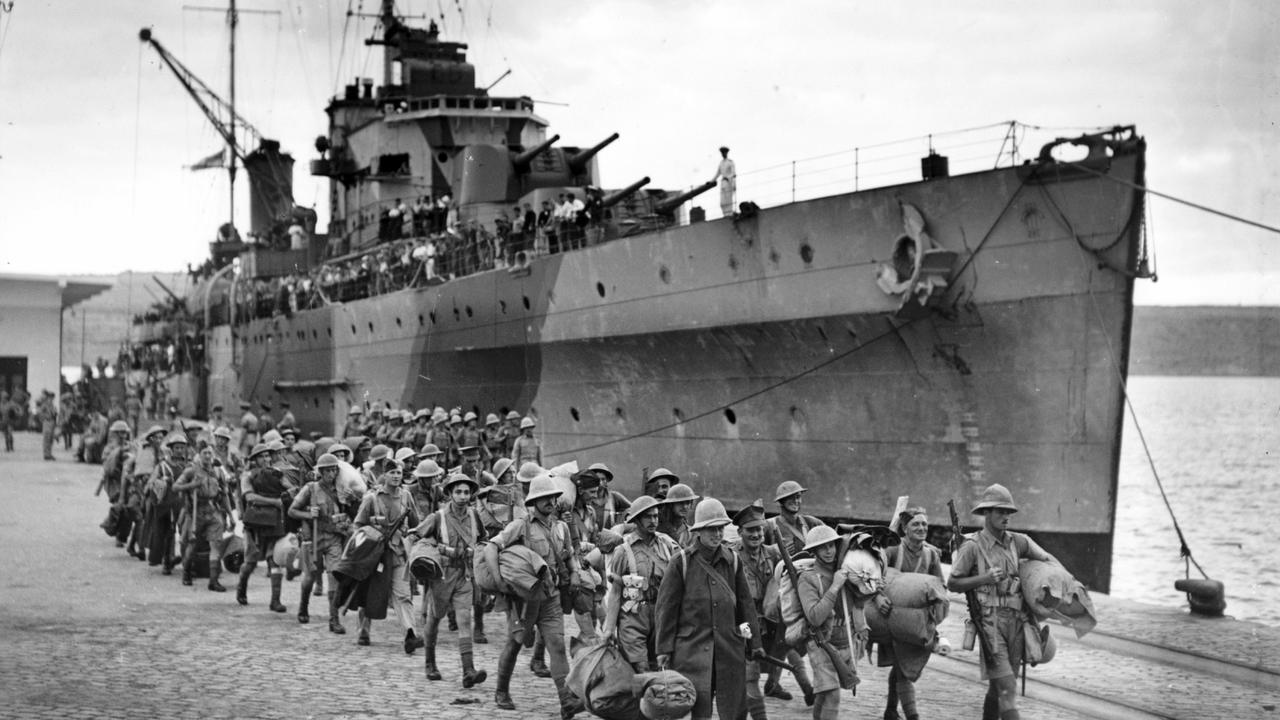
[84,391,1056,720]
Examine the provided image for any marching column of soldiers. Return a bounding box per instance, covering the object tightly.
[95,400,1055,720]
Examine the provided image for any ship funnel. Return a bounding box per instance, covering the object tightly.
[654,180,717,214]
[601,176,651,208]
[243,139,296,237]
[568,133,620,176]
[513,134,560,174]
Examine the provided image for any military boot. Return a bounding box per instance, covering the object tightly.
[207,560,226,592]
[461,651,487,688]
[529,634,551,677]
[297,582,311,624]
[327,591,346,634]
[983,691,999,720]
[424,645,442,681]
[312,572,324,597]
[555,677,585,720]
[493,641,519,710]
[236,563,253,605]
[472,604,488,644]
[269,574,287,613]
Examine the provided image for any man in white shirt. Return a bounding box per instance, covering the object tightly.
[714,146,736,218]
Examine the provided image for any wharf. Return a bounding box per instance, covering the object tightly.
[0,432,1276,719]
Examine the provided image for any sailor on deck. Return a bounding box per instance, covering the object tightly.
[714,146,736,217]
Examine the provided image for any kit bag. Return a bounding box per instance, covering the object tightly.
[567,640,640,720]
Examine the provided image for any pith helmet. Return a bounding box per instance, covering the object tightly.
[492,457,515,480]
[450,414,464,426]
[432,409,448,424]
[414,408,430,422]
[520,417,536,429]
[517,462,544,484]
[262,429,283,444]
[972,484,1018,514]
[144,425,167,440]
[505,410,521,421]
[369,444,391,462]
[803,525,840,552]
[587,462,613,481]
[442,473,479,495]
[775,480,807,502]
[689,498,731,531]
[314,453,340,470]
[164,433,188,447]
[212,426,233,441]
[464,411,478,423]
[418,443,442,457]
[249,443,272,459]
[348,405,363,416]
[524,475,563,505]
[646,467,679,485]
[459,444,480,456]
[733,499,767,529]
[627,495,662,522]
[413,459,444,479]
[279,426,299,438]
[485,413,500,426]
[109,420,130,434]
[661,483,699,505]
[394,447,416,463]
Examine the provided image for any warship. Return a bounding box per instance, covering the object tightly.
[136,1,1151,591]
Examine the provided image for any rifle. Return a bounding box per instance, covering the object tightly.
[776,535,857,692]
[948,500,996,668]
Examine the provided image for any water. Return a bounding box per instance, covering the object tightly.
[1111,376,1280,626]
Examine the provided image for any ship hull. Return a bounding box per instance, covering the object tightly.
[208,153,1142,591]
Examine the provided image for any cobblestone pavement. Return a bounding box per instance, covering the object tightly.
[4,431,1257,719]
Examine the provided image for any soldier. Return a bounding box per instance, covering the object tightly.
[499,410,521,457]
[207,403,229,432]
[797,526,860,720]
[96,420,134,547]
[566,472,604,646]
[947,484,1055,720]
[450,445,495,490]
[655,498,762,720]
[489,475,585,719]
[657,483,698,548]
[380,410,404,449]
[257,402,275,438]
[352,460,423,649]
[768,481,826,556]
[342,405,363,439]
[172,444,234,591]
[237,401,258,455]
[459,412,489,466]
[146,433,192,575]
[412,473,489,688]
[408,408,432,451]
[481,413,504,464]
[38,391,57,460]
[277,400,296,431]
[287,453,355,632]
[237,442,296,612]
[408,459,444,518]
[876,505,944,720]
[645,467,678,501]
[602,495,679,672]
[362,444,394,490]
[121,425,168,560]
[509,416,541,467]
[210,427,244,494]
[475,458,522,532]
[428,410,456,470]
[586,462,631,529]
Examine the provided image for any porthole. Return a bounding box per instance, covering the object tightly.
[327,328,332,337]
[500,300,507,314]
[615,407,625,420]
[368,322,374,333]
[799,243,814,264]
[465,306,473,318]
[351,324,357,335]
[673,408,684,421]
[453,308,460,320]
[596,282,605,298]
[418,314,424,326]
[396,317,402,327]
[522,296,530,310]
[658,265,671,284]
[724,408,737,425]
[429,311,437,324]
[570,407,580,422]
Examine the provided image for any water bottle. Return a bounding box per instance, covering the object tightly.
[935,636,952,656]
[962,618,976,651]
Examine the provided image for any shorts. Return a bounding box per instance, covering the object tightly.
[978,606,1024,681]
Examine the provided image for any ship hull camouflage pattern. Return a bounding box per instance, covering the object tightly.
[205,148,1144,591]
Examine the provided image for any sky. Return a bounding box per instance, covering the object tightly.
[0,0,1277,305]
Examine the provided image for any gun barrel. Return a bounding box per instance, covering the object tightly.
[654,180,717,214]
[601,177,650,208]
[568,132,620,175]
[513,134,560,173]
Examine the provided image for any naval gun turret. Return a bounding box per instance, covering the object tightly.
[601,177,651,208]
[568,133,620,177]
[654,180,717,214]
[513,135,560,174]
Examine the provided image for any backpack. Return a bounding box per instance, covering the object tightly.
[775,557,816,647]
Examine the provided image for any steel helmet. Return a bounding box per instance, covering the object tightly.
[369,444,391,462]
[442,473,479,495]
[262,429,283,444]
[314,453,341,470]
[393,447,416,463]
[646,467,679,485]
[414,408,431,421]
[432,409,449,424]
[144,425,167,440]
[689,498,731,530]
[517,462,544,484]
[587,462,613,481]
[413,459,444,478]
[212,426,233,441]
[279,426,298,438]
[524,475,563,505]
[266,440,285,452]
[626,495,662,522]
[774,480,807,502]
[519,417,536,429]
[661,483,699,505]
[109,420,130,434]
[418,443,442,457]
[248,443,272,459]
[485,413,500,426]
[329,443,352,459]
[450,414,464,426]
[802,525,840,552]
[971,483,1018,514]
[464,411,478,423]
[164,433,189,447]
[492,457,515,480]
[348,405,363,416]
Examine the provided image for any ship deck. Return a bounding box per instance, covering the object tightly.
[3,432,1272,719]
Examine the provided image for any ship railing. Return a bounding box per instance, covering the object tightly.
[729,120,1106,211]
